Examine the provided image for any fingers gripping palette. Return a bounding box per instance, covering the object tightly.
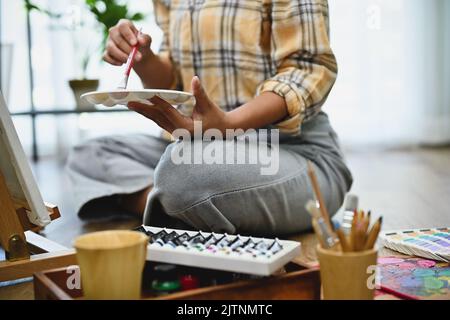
[81,89,194,107]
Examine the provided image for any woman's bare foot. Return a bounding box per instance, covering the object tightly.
[118,186,152,217]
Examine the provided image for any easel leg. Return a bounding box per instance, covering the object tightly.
[0,231,77,282]
[0,249,76,282]
[0,172,30,261]
[0,172,76,282]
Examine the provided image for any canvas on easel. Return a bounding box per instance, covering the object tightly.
[0,91,50,227]
[0,91,76,282]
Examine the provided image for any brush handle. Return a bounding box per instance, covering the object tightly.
[124,28,143,77]
[124,46,139,77]
[307,161,334,232]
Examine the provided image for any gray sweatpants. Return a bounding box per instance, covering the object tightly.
[66,112,352,236]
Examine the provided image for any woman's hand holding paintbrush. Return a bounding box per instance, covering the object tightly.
[104,19,175,90]
[117,28,143,90]
[104,20,152,67]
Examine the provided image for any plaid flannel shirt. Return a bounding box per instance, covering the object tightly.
[153,0,337,135]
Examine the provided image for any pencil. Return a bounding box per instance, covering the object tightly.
[306,161,334,232]
[337,228,350,252]
[358,210,364,223]
[364,216,383,250]
[349,209,358,251]
[362,211,370,236]
[355,221,367,251]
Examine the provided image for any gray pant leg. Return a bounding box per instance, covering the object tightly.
[144,113,352,236]
[66,134,169,217]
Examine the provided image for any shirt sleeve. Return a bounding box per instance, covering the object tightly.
[152,0,180,90]
[257,0,338,135]
[153,0,170,53]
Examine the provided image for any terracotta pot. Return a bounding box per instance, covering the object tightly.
[68,79,99,110]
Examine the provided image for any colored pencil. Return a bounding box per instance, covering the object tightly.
[349,209,358,251]
[364,216,383,250]
[337,228,350,252]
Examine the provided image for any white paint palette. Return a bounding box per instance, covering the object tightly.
[81,89,194,107]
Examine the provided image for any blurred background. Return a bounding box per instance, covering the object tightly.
[0,0,449,240]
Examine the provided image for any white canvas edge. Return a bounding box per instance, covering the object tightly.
[0,91,50,226]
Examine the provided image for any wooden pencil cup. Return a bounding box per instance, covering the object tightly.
[317,245,378,300]
[74,230,148,300]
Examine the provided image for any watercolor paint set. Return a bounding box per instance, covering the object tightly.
[134,226,301,276]
[380,228,450,262]
[378,256,450,300]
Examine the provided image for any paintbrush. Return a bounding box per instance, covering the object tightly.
[305,200,339,250]
[117,27,142,90]
[306,161,334,232]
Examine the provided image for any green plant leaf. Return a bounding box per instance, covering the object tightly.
[24,3,41,12]
[24,0,147,63]
[23,0,63,18]
[129,13,144,21]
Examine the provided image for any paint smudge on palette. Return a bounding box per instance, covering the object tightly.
[378,256,450,300]
[417,260,436,268]
[378,257,404,264]
[398,262,416,270]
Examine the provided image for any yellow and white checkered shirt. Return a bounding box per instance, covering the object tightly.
[153,0,337,135]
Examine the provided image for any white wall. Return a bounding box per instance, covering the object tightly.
[327,0,450,146]
[1,0,449,158]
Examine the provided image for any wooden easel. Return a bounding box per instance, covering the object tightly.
[0,172,77,282]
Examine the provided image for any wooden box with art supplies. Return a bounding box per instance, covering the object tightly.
[34,228,321,300]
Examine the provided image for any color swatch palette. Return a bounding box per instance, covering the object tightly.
[380,228,450,262]
[378,256,450,300]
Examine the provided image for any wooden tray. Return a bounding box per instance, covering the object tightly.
[34,262,320,300]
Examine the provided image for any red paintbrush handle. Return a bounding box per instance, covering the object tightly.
[124,45,138,77]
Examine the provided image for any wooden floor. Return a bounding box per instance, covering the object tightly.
[341,145,450,229]
[1,145,450,299]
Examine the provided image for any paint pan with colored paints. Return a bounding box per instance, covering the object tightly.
[378,256,450,300]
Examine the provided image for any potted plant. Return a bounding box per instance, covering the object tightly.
[24,0,145,110]
[68,33,101,110]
